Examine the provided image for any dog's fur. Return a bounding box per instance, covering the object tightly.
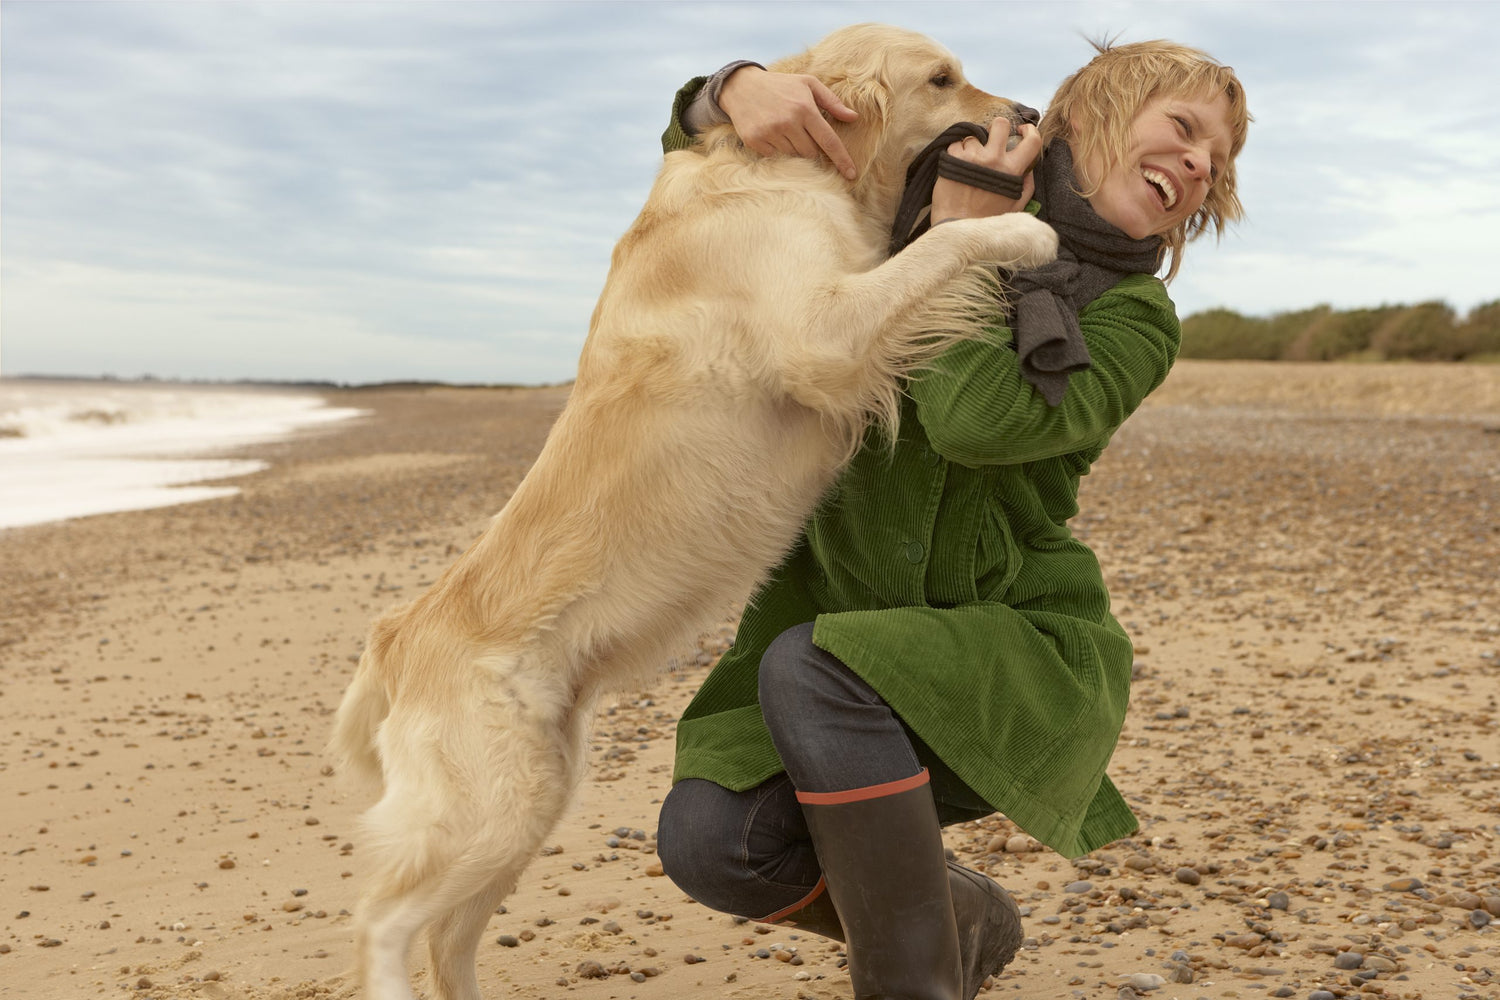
[330,24,1057,1000]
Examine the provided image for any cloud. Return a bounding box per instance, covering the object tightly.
[3,1,1498,382]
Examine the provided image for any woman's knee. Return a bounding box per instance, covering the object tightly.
[757,621,836,726]
[656,779,748,906]
[656,776,818,919]
[757,623,817,697]
[758,622,884,738]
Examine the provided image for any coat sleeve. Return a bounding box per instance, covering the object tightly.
[909,273,1181,468]
[661,77,709,155]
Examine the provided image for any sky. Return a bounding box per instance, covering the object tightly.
[3,1,1498,386]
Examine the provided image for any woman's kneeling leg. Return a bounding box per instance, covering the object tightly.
[656,774,823,921]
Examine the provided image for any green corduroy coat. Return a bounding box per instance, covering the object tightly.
[661,80,1180,858]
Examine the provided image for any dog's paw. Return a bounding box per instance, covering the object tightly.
[983,213,1059,270]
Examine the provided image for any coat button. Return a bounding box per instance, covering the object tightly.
[904,541,925,563]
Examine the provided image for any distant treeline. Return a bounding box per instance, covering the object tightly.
[1179,300,1500,362]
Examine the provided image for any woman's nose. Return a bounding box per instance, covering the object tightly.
[1182,148,1210,180]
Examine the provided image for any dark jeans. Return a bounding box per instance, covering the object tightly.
[657,622,992,920]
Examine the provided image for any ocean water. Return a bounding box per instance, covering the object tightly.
[0,380,366,530]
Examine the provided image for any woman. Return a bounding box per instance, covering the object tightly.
[654,37,1250,1000]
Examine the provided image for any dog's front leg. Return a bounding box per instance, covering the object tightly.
[778,213,1058,419]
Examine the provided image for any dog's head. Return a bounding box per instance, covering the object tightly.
[772,24,1033,213]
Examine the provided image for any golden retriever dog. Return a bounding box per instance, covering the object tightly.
[331,23,1056,1000]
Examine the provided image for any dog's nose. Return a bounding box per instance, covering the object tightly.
[1015,103,1041,126]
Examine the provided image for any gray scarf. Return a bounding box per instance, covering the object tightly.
[893,134,1165,405]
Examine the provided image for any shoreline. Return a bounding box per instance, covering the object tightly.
[2,364,1497,999]
[0,383,370,531]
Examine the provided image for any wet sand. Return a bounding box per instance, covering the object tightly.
[2,362,1497,1000]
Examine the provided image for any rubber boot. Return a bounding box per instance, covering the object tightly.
[947,861,1024,996]
[761,862,1023,999]
[760,877,845,941]
[795,769,962,1000]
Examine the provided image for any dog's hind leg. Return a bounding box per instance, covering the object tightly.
[354,757,494,1000]
[424,873,518,1000]
[358,878,447,1000]
[357,840,527,1000]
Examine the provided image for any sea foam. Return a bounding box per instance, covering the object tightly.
[0,380,365,529]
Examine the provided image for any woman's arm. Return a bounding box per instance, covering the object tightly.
[718,66,859,178]
[660,64,859,177]
[910,274,1181,468]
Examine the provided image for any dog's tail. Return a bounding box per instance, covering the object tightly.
[329,649,391,795]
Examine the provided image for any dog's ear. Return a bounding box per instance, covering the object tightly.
[770,41,889,180]
[825,71,889,180]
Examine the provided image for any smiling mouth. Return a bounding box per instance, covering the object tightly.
[1141,167,1177,209]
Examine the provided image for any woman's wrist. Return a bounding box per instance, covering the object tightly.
[683,60,765,134]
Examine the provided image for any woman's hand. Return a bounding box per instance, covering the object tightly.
[719,66,860,180]
[931,121,1042,221]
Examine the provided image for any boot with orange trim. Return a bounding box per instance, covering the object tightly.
[787,769,1024,1000]
[766,864,1023,999]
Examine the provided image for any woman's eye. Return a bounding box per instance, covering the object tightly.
[930,73,952,88]
[1173,115,1193,136]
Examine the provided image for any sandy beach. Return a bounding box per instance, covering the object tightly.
[3,361,1497,1000]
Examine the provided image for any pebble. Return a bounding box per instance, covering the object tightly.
[1361,954,1397,972]
[1266,891,1290,910]
[1333,951,1363,969]
[1309,993,1337,1000]
[496,934,519,948]
[1469,909,1491,929]
[1127,973,1165,991]
[1004,834,1033,853]
[1384,877,1423,892]
[1436,890,1483,910]
[1174,867,1201,886]
[1064,880,1093,894]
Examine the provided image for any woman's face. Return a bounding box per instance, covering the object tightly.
[1075,91,1234,240]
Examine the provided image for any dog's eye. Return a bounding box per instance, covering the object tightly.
[929,72,953,88]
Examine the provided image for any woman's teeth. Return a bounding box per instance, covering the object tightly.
[1141,167,1176,209]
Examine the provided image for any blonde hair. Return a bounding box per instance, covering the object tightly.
[1039,39,1251,281]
